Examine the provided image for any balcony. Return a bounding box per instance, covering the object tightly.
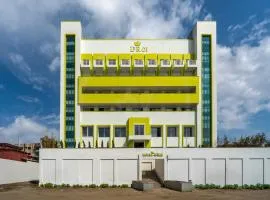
[187,60,198,67]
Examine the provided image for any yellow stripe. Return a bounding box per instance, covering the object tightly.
[78,93,199,104]
[78,76,199,87]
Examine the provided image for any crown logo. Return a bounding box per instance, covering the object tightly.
[134,41,141,47]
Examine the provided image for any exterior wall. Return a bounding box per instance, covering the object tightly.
[60,21,217,148]
[0,150,30,162]
[40,148,270,186]
[0,159,39,184]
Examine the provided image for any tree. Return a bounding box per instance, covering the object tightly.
[40,136,57,148]
[82,140,86,148]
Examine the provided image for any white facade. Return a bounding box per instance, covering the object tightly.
[60,21,217,148]
[40,148,270,186]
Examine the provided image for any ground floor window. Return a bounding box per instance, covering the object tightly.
[167,126,178,137]
[98,127,110,137]
[82,126,93,137]
[115,127,126,137]
[184,126,194,137]
[134,125,144,135]
[134,142,144,148]
[151,126,162,137]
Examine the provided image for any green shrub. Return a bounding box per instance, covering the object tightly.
[111,185,118,188]
[44,183,54,188]
[120,184,129,188]
[89,184,97,188]
[100,183,109,188]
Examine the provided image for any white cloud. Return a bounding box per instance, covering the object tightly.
[0,115,58,144]
[217,36,270,129]
[80,0,207,38]
[8,53,48,86]
[48,57,60,72]
[17,95,40,103]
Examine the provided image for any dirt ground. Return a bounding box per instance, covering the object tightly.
[0,183,270,200]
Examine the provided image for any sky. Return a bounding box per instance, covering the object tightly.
[1,0,270,144]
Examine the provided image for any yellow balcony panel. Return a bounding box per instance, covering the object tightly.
[106,54,118,60]
[78,93,199,104]
[78,76,199,88]
[93,54,105,60]
[81,54,92,60]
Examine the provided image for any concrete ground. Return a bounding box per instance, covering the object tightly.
[0,183,270,200]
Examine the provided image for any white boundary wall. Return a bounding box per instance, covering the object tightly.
[0,159,39,184]
[40,148,270,186]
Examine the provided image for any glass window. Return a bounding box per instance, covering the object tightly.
[148,59,156,65]
[134,125,144,135]
[115,127,126,137]
[98,127,110,137]
[121,59,130,65]
[151,126,161,137]
[95,59,103,65]
[174,59,182,65]
[82,127,87,137]
[184,127,194,137]
[162,59,170,65]
[167,126,177,137]
[83,59,89,65]
[135,59,143,65]
[108,59,116,65]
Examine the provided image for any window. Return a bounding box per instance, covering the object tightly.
[99,127,110,137]
[134,125,144,135]
[174,59,182,66]
[82,126,93,137]
[95,59,103,66]
[121,59,130,65]
[83,59,89,65]
[115,127,126,137]
[162,59,170,65]
[148,59,156,65]
[108,59,116,65]
[135,59,143,65]
[184,127,194,137]
[167,126,177,137]
[151,126,161,137]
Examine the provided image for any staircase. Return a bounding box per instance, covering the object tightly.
[142,170,162,188]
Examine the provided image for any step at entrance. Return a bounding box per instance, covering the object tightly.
[142,170,162,188]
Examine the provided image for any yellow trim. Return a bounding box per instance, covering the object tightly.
[119,54,131,60]
[81,54,92,61]
[145,54,157,60]
[170,54,183,60]
[158,54,171,65]
[127,117,150,148]
[93,54,105,60]
[79,93,199,104]
[78,76,199,87]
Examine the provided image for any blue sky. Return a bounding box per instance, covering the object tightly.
[1,0,270,143]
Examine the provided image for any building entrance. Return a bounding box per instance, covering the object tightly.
[134,142,144,148]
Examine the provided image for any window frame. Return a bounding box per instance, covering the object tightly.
[134,124,145,135]
[98,126,110,138]
[134,59,143,66]
[114,126,126,137]
[148,59,156,66]
[167,126,178,137]
[151,126,162,137]
[183,126,194,137]
[108,59,116,66]
[121,59,130,66]
[82,126,93,137]
[95,59,104,66]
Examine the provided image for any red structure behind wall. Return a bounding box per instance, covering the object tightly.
[0,143,31,162]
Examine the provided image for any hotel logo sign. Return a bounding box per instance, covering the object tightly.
[142,151,163,158]
[130,41,148,53]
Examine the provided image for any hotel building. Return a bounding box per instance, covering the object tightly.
[60,21,217,149]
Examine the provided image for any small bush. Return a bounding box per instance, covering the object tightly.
[89,184,97,188]
[111,185,118,188]
[120,184,129,188]
[100,183,109,188]
[43,183,54,188]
